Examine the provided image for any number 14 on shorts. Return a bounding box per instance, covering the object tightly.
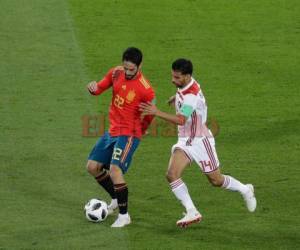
[199,160,216,172]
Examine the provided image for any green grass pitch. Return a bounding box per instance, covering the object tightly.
[1,0,299,249]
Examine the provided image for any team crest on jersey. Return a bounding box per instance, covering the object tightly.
[122,85,126,91]
[126,90,136,103]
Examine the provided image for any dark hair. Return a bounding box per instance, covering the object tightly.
[172,58,193,75]
[122,47,143,66]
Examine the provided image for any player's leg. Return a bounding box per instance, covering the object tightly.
[86,160,114,195]
[167,148,202,227]
[205,169,256,212]
[87,132,117,208]
[195,137,256,212]
[109,164,130,227]
[167,149,195,211]
[109,136,140,227]
[86,160,118,214]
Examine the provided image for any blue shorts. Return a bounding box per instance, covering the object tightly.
[88,132,140,173]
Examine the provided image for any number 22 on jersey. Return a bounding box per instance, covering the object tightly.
[114,94,124,109]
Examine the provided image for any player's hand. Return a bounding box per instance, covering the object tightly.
[167,95,175,106]
[87,81,98,94]
[139,102,158,115]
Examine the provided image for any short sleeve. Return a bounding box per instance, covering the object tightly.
[178,94,197,118]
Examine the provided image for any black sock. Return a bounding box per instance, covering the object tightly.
[95,170,116,199]
[114,183,128,214]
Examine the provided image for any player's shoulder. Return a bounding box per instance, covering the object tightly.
[182,81,200,96]
[106,65,123,74]
[138,74,153,90]
[103,65,123,81]
[110,65,124,80]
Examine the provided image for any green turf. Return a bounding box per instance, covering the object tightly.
[1,0,299,249]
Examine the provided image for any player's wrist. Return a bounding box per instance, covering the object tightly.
[155,109,163,117]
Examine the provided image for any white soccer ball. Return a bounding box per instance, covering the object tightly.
[84,198,108,222]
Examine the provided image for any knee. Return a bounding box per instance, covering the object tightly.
[166,168,180,183]
[110,165,121,177]
[86,161,101,176]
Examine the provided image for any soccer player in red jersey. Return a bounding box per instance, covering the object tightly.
[86,47,155,227]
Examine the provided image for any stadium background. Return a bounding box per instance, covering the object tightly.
[0,0,299,249]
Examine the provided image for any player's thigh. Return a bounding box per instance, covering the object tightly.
[88,132,115,168]
[190,137,220,174]
[110,136,140,174]
[167,149,191,181]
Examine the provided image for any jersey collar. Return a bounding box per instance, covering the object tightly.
[132,71,142,80]
[178,77,194,92]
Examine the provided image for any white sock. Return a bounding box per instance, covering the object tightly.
[170,179,196,211]
[222,175,249,194]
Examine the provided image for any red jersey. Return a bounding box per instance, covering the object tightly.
[93,66,155,139]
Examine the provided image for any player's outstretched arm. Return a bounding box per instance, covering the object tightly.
[87,74,112,95]
[139,102,186,125]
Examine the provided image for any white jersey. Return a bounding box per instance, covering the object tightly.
[172,78,219,173]
[175,78,212,145]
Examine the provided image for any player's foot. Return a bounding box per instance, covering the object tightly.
[242,184,257,212]
[176,208,202,228]
[111,213,131,228]
[107,199,118,215]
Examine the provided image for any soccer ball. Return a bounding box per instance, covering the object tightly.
[84,198,108,222]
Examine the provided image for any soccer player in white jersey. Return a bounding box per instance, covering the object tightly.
[139,58,256,228]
